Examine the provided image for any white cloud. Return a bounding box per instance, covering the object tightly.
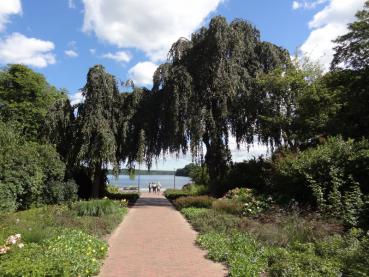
[128,61,158,86]
[299,0,366,71]
[65,49,79,57]
[82,0,223,61]
[102,51,131,63]
[89,48,96,55]
[70,91,84,105]
[0,33,56,68]
[0,0,22,31]
[292,0,327,10]
[64,41,79,58]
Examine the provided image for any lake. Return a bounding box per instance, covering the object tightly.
[107,175,192,191]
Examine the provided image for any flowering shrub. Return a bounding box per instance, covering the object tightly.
[0,230,108,276]
[222,188,273,216]
[0,234,24,255]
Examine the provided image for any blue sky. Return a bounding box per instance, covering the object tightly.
[0,0,366,169]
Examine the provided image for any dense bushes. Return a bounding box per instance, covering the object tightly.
[173,196,215,210]
[0,122,77,212]
[274,137,369,226]
[213,188,273,216]
[164,189,193,201]
[73,199,122,216]
[105,191,140,204]
[165,184,209,201]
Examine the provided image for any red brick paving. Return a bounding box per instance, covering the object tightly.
[98,192,227,277]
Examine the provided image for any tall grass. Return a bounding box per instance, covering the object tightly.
[73,199,122,216]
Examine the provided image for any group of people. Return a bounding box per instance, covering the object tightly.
[148,182,161,193]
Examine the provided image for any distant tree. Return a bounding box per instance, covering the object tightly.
[0,64,63,140]
[175,163,197,176]
[331,1,369,70]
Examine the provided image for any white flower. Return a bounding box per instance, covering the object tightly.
[18,243,24,249]
[0,246,10,254]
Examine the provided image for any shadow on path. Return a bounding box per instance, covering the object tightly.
[134,194,173,208]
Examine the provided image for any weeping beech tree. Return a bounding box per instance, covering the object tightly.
[74,65,120,198]
[151,16,290,195]
[45,17,290,197]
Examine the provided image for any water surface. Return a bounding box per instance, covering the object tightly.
[107,174,192,191]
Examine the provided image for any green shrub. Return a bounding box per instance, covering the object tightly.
[268,247,341,277]
[106,184,120,193]
[0,230,108,277]
[0,183,18,213]
[212,199,244,215]
[0,122,77,212]
[105,191,139,204]
[173,196,215,210]
[342,235,369,276]
[181,207,242,233]
[164,189,192,201]
[197,232,270,277]
[73,199,122,217]
[221,188,273,216]
[274,137,369,226]
[182,184,209,195]
[43,180,78,205]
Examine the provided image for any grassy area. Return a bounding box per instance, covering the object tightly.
[0,200,128,276]
[170,188,369,276]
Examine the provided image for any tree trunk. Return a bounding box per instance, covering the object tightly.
[203,134,231,197]
[91,162,103,198]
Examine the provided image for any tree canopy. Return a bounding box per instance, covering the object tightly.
[332,0,369,70]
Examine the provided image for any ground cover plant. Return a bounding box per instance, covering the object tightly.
[172,187,368,276]
[0,200,127,276]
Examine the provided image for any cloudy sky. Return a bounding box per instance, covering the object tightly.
[0,0,366,169]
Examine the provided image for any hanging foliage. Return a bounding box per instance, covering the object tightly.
[152,16,290,195]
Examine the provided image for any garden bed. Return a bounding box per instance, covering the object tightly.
[0,199,128,276]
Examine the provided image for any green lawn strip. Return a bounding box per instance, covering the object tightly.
[0,200,128,276]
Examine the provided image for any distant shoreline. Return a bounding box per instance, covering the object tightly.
[107,169,175,176]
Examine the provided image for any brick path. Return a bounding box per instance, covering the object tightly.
[98,192,227,277]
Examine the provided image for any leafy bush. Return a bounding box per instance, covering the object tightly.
[164,189,192,201]
[43,180,78,205]
[268,247,341,277]
[217,188,273,216]
[0,183,18,213]
[274,137,369,226]
[106,184,120,193]
[342,235,369,276]
[73,199,122,217]
[212,199,244,215]
[105,191,139,204]
[181,207,242,234]
[0,122,77,212]
[198,232,270,277]
[182,183,209,195]
[173,196,215,210]
[0,230,108,277]
[225,158,272,193]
